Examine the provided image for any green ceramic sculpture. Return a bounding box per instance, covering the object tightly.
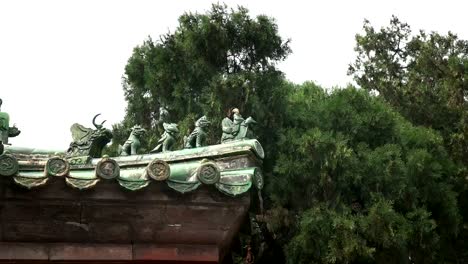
[221,108,256,143]
[66,114,113,158]
[184,116,211,148]
[0,98,21,147]
[235,116,257,140]
[120,125,146,156]
[221,109,236,143]
[150,122,179,153]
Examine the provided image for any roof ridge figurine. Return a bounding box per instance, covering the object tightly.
[221,107,256,143]
[120,125,146,156]
[184,115,211,148]
[0,98,21,152]
[150,122,179,153]
[66,114,113,158]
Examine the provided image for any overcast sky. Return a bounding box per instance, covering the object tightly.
[1,0,467,150]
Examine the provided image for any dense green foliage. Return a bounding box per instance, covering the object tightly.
[348,15,468,170]
[347,17,468,263]
[116,6,467,263]
[270,85,460,263]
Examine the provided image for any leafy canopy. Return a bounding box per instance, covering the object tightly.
[348,16,468,165]
[268,85,459,263]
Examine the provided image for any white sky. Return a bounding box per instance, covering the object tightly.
[1,0,467,150]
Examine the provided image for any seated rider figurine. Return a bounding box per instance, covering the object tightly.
[221,107,256,143]
[221,108,236,143]
[221,108,244,143]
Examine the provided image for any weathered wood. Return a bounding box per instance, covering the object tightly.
[1,201,41,221]
[40,201,82,221]
[0,242,220,262]
[133,244,219,262]
[3,221,90,242]
[164,204,241,225]
[49,243,133,261]
[81,202,152,222]
[1,201,81,227]
[132,224,225,244]
[219,209,249,262]
[87,222,132,243]
[0,242,49,260]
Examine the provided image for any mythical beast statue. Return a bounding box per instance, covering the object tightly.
[184,116,211,148]
[66,114,113,158]
[120,125,146,156]
[150,122,179,153]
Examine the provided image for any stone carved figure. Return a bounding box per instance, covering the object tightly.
[221,108,237,143]
[150,123,179,153]
[221,108,256,143]
[66,114,113,158]
[120,125,146,156]
[184,116,211,148]
[0,98,21,147]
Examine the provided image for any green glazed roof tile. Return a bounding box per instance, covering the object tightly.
[6,139,264,196]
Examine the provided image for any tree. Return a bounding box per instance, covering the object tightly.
[348,16,468,262]
[348,15,468,167]
[266,85,460,263]
[117,4,291,162]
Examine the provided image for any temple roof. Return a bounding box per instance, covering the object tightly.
[0,139,264,197]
